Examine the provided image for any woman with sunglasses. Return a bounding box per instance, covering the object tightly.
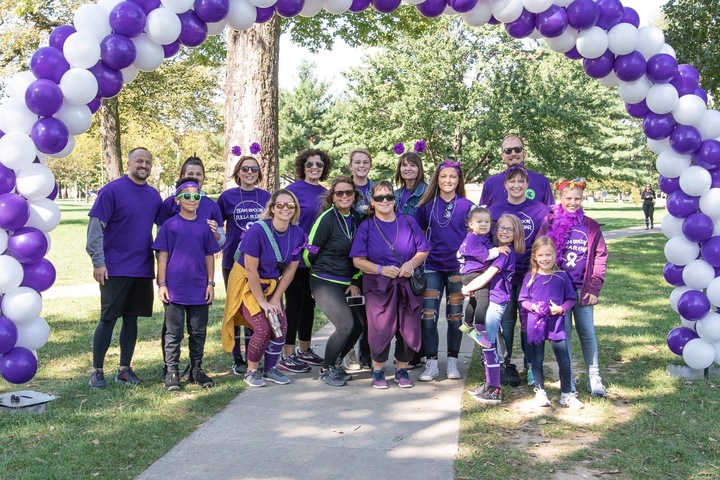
[415,160,475,381]
[394,151,427,217]
[350,181,429,388]
[281,149,334,373]
[221,189,306,387]
[218,153,272,376]
[305,176,366,387]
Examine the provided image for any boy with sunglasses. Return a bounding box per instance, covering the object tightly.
[153,179,221,391]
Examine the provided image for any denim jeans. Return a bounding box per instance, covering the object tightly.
[422,270,464,357]
[485,301,506,344]
[499,283,529,368]
[565,289,600,390]
[528,339,572,394]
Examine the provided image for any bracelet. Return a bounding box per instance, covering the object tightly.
[158,282,166,287]
[376,265,383,275]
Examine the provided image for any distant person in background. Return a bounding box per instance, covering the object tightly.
[394,147,428,217]
[640,184,656,230]
[348,148,374,215]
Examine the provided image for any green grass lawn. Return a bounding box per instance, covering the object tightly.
[584,202,667,231]
[46,201,93,287]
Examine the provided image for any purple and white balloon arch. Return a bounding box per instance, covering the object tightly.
[1,0,720,385]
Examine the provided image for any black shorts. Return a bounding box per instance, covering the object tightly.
[99,276,154,323]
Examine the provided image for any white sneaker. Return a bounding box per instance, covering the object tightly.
[446,357,461,380]
[419,359,439,382]
[534,387,551,407]
[589,375,607,398]
[560,391,585,409]
[342,348,362,372]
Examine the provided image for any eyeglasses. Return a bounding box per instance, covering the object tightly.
[274,202,297,210]
[503,146,524,155]
[497,226,515,233]
[305,161,324,168]
[177,193,202,201]
[443,202,454,219]
[241,166,259,173]
[334,190,355,198]
[372,194,395,203]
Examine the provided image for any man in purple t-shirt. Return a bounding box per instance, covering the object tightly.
[479,135,554,208]
[86,147,162,389]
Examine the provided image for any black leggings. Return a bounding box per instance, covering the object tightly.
[642,202,654,222]
[463,271,490,326]
[309,276,365,369]
[93,316,137,369]
[371,332,416,364]
[284,268,316,345]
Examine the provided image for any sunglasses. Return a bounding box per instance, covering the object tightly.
[503,146,524,154]
[443,202,454,219]
[241,165,259,173]
[334,190,355,198]
[274,202,297,210]
[177,193,202,201]
[497,226,515,233]
[305,161,324,168]
[372,194,395,203]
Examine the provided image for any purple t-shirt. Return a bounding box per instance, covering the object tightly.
[559,225,589,289]
[457,232,494,275]
[237,219,305,281]
[349,214,429,266]
[152,215,221,305]
[156,194,223,228]
[397,187,414,214]
[415,196,474,272]
[519,271,576,341]
[286,180,327,234]
[489,199,550,283]
[480,169,554,208]
[489,248,516,304]
[217,187,272,270]
[88,175,162,278]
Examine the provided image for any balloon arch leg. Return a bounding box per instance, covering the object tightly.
[1,0,720,385]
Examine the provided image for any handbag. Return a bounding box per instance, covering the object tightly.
[373,217,427,295]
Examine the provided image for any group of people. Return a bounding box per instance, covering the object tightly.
[86,134,609,410]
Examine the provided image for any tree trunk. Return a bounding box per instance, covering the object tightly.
[224,17,281,192]
[99,97,123,182]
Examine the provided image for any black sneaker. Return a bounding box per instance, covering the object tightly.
[115,367,141,385]
[231,357,247,376]
[335,365,353,382]
[89,370,106,389]
[295,347,324,366]
[181,363,192,382]
[466,382,486,396]
[192,367,214,388]
[318,367,346,387]
[277,354,312,373]
[160,365,167,382]
[473,384,502,404]
[164,372,181,391]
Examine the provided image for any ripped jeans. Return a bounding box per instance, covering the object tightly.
[422,270,464,358]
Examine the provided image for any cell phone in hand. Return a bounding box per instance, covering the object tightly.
[346,295,366,306]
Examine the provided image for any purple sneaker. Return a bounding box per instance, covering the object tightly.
[475,330,492,349]
[393,368,414,388]
[372,368,388,389]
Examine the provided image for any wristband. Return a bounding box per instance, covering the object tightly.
[158,282,166,287]
[376,265,383,275]
[208,280,216,287]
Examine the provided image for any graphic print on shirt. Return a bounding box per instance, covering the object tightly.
[562,228,588,270]
[516,211,536,242]
[233,199,265,234]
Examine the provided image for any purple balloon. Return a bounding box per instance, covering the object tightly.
[47,182,59,201]
[701,237,720,267]
[8,227,49,264]
[614,51,647,82]
[566,0,599,31]
[25,79,64,117]
[646,54,678,84]
[449,0,477,14]
[349,0,371,12]
[625,100,650,119]
[0,316,18,355]
[642,113,676,140]
[21,258,57,292]
[682,213,714,243]
[536,5,568,38]
[100,34,137,70]
[417,0,445,18]
[666,190,699,219]
[671,64,700,96]
[0,163,16,195]
[666,326,699,356]
[163,41,181,58]
[595,0,623,30]
[694,87,708,105]
[128,0,161,14]
[30,47,70,84]
[178,11,208,47]
[31,117,69,155]
[87,97,102,114]
[255,6,274,23]
[693,140,720,171]
[583,50,615,78]
[372,0,401,13]
[0,346,38,385]
[620,6,640,28]
[109,1,147,38]
[564,46,582,60]
[663,263,685,287]
[275,0,304,16]
[658,175,680,195]
[89,62,124,99]
[0,193,30,231]
[710,169,720,188]
[49,25,76,50]
[678,290,710,321]
[505,9,537,39]
[194,0,230,22]
[670,125,702,155]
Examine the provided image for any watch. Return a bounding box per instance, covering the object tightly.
[207,280,215,287]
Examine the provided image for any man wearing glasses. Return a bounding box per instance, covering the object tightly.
[86,147,162,389]
[479,135,554,208]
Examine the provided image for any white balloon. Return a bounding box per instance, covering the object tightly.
[248,0,277,7]
[662,213,686,239]
[679,166,712,197]
[682,259,715,290]
[664,236,700,266]
[299,0,323,16]
[207,20,227,36]
[7,71,37,102]
[73,3,112,42]
[681,317,697,329]
[607,23,638,56]
[492,0,524,23]
[656,150,691,178]
[683,338,716,369]
[0,255,24,294]
[132,34,165,72]
[553,0,572,6]
[659,43,676,58]
[160,0,194,13]
[463,0,492,26]
[0,101,38,135]
[544,27,577,53]
[324,0,352,14]
[576,27,608,60]
[697,110,720,140]
[35,152,47,166]
[714,218,720,236]
[696,312,720,343]
[26,198,62,233]
[403,0,426,4]
[15,164,56,201]
[14,316,50,351]
[636,26,665,60]
[706,277,720,306]
[700,189,720,219]
[714,341,720,366]
[443,4,458,15]
[673,95,707,127]
[63,31,101,69]
[53,102,92,136]
[669,286,692,312]
[60,68,99,106]
[0,230,7,254]
[0,132,37,171]
[645,84,679,115]
[146,8,182,45]
[97,0,124,14]
[1,287,42,324]
[226,0,257,29]
[647,137,671,154]
[52,135,76,159]
[597,71,620,88]
[523,0,552,14]
[618,76,651,104]
[121,65,140,84]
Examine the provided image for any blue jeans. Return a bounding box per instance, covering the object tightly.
[499,283,529,368]
[528,339,572,394]
[484,301,506,344]
[565,289,600,390]
[422,270,464,358]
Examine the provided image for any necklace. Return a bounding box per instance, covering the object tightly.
[271,221,289,237]
[373,216,399,251]
[432,194,457,229]
[333,207,355,240]
[241,187,259,210]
